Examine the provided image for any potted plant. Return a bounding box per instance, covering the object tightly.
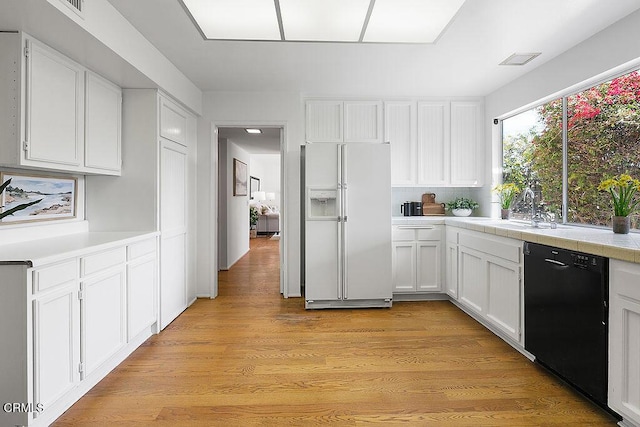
[598,174,640,234]
[493,183,520,219]
[0,178,42,220]
[249,206,259,238]
[446,197,479,217]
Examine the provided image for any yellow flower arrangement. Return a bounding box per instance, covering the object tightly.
[493,183,520,209]
[598,174,640,217]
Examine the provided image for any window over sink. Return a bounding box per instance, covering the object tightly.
[501,69,640,231]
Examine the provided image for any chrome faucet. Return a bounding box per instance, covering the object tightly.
[523,187,541,227]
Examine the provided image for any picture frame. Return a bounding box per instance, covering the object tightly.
[233,158,248,196]
[0,172,77,224]
[250,176,260,199]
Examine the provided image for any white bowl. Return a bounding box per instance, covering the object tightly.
[452,208,472,217]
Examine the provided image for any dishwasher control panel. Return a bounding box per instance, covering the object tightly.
[572,253,593,269]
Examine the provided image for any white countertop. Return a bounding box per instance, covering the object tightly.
[0,231,159,267]
[392,216,640,263]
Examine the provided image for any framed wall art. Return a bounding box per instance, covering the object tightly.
[233,158,247,196]
[0,172,77,224]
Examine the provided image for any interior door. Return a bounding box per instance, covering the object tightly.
[343,143,392,300]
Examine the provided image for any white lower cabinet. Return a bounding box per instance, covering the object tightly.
[392,225,443,294]
[445,227,460,298]
[127,253,157,340]
[456,230,522,343]
[33,279,81,417]
[609,259,640,426]
[0,234,158,427]
[81,268,126,378]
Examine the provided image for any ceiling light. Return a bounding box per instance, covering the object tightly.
[365,0,465,43]
[500,53,542,66]
[181,0,465,43]
[279,0,371,42]
[245,128,262,134]
[182,0,281,40]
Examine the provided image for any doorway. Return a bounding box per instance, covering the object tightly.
[215,125,284,298]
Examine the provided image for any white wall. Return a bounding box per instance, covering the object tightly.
[483,9,640,217]
[197,91,303,297]
[250,154,281,209]
[220,140,251,270]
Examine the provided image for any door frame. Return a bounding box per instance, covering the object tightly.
[210,121,288,298]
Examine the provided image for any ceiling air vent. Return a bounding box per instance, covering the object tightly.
[60,0,84,17]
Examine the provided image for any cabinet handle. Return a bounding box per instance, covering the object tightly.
[397,226,434,229]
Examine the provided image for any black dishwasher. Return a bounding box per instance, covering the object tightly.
[523,242,609,410]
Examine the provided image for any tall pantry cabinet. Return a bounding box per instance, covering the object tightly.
[86,90,197,330]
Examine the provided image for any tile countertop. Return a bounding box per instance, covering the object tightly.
[392,216,640,264]
[0,231,159,267]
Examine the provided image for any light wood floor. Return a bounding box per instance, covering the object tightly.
[54,236,618,426]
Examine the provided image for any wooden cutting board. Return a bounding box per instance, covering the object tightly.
[422,193,445,216]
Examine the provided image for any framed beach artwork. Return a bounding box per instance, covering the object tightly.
[0,172,77,224]
[233,158,247,196]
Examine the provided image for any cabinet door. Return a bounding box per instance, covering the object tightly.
[386,101,416,185]
[25,38,83,167]
[417,102,449,185]
[458,246,485,313]
[85,71,121,174]
[445,242,458,298]
[160,97,188,146]
[128,255,157,340]
[485,256,521,342]
[609,260,640,425]
[306,101,343,143]
[33,281,80,412]
[344,101,383,143]
[392,242,416,292]
[160,140,188,329]
[82,268,126,378]
[416,241,441,292]
[450,101,482,186]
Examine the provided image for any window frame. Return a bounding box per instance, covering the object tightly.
[499,65,640,230]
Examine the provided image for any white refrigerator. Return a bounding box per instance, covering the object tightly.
[304,143,392,309]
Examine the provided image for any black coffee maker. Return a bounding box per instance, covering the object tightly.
[401,201,423,216]
[410,201,423,216]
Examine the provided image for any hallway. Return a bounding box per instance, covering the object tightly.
[53,236,617,426]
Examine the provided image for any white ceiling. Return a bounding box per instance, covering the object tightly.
[107,0,640,97]
[218,127,281,154]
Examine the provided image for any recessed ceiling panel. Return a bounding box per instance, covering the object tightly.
[182,0,281,40]
[364,0,466,43]
[279,0,371,42]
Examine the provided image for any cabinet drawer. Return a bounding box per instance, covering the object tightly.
[128,239,156,261]
[33,259,77,293]
[417,228,441,241]
[392,227,415,241]
[81,247,126,277]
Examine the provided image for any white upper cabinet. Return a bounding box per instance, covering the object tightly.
[305,100,382,143]
[450,101,482,186]
[344,101,383,143]
[387,100,484,187]
[417,101,449,186]
[85,71,122,174]
[0,32,122,175]
[160,96,188,146]
[24,37,84,168]
[306,100,343,143]
[385,101,416,185]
